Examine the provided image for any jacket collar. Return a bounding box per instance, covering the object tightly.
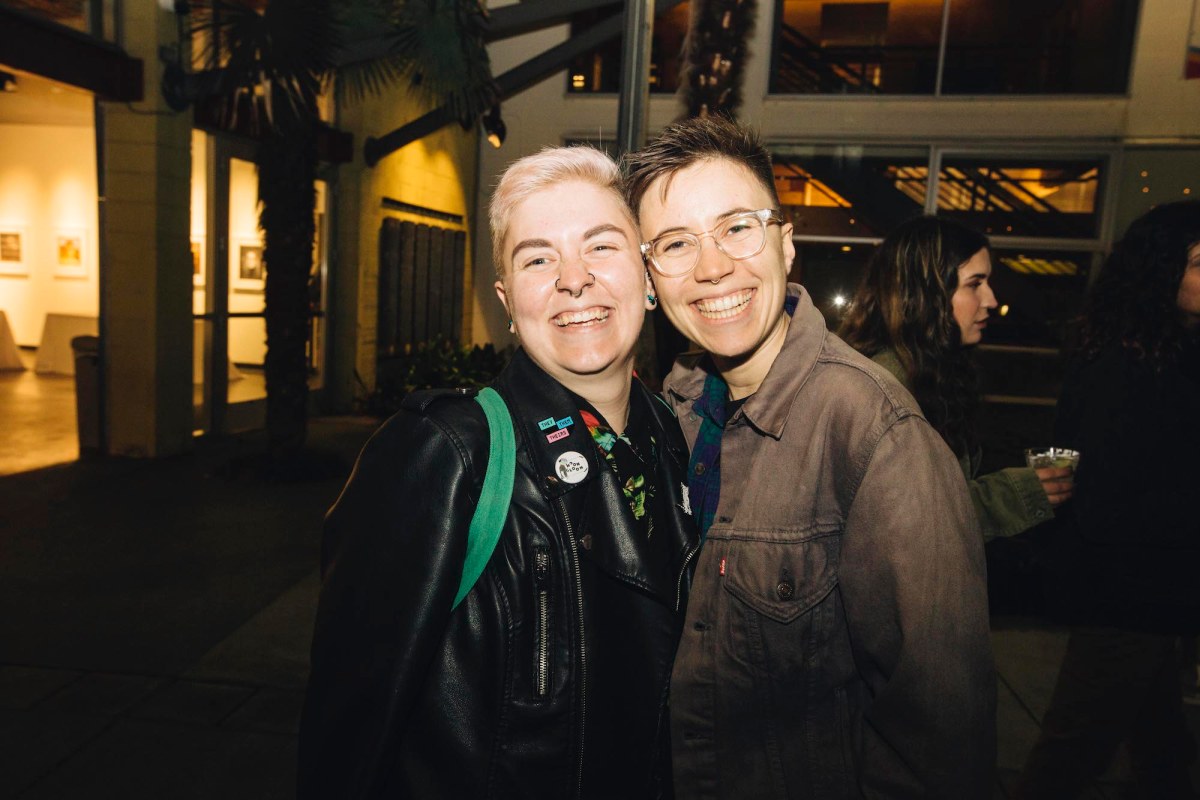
[492,347,606,500]
[665,283,828,440]
[494,347,696,607]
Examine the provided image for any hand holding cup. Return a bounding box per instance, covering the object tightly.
[1025,448,1079,507]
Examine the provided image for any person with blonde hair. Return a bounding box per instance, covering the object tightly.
[299,146,698,798]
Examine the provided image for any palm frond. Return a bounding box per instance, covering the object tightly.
[190,0,339,132]
[336,0,497,125]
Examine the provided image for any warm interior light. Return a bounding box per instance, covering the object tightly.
[832,294,846,308]
[999,304,1010,317]
[840,245,851,252]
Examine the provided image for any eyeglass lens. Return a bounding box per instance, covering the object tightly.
[651,213,769,275]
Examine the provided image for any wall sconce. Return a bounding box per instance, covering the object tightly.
[483,105,506,149]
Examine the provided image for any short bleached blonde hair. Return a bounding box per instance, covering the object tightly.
[489,145,633,277]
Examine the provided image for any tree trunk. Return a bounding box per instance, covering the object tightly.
[259,116,317,464]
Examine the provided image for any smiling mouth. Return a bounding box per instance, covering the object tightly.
[553,307,610,327]
[694,289,754,320]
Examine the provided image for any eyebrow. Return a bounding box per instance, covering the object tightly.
[510,224,630,260]
[583,223,629,241]
[648,207,757,240]
[510,238,553,260]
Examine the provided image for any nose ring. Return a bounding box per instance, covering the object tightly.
[555,273,596,298]
[709,276,722,286]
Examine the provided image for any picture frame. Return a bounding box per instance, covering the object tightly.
[54,227,88,279]
[0,227,27,277]
[233,238,265,292]
[191,236,206,287]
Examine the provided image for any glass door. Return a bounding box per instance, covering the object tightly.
[190,131,329,436]
[192,132,265,435]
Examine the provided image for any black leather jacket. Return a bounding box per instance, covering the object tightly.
[298,348,699,799]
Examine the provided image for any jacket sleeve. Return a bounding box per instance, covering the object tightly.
[969,466,1052,541]
[838,416,997,799]
[297,407,481,799]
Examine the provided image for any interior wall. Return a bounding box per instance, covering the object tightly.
[0,123,99,345]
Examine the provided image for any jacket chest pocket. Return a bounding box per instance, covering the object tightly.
[722,532,840,622]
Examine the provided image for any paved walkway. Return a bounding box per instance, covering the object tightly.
[0,416,1194,798]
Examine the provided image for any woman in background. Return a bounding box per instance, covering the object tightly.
[839,215,1071,541]
[1014,200,1200,798]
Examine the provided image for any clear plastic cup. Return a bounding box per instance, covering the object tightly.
[1024,447,1080,470]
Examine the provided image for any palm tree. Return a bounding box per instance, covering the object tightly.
[679,0,757,118]
[188,0,496,466]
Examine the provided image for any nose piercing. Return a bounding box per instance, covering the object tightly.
[709,276,722,286]
[555,273,596,298]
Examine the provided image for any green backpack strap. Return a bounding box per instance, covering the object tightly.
[452,387,516,611]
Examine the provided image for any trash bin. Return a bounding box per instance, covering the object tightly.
[71,335,101,456]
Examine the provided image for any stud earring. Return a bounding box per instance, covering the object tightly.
[507,318,514,334]
[647,293,658,308]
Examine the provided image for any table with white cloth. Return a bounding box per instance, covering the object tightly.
[35,314,98,376]
[0,310,24,371]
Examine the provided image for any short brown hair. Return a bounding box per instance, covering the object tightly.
[622,116,780,216]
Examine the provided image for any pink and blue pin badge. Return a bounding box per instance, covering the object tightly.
[542,415,575,442]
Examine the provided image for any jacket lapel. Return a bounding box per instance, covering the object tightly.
[494,350,696,607]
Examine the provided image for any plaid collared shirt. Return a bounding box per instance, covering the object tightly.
[687,293,799,540]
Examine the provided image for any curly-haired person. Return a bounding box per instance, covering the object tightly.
[1014,200,1200,799]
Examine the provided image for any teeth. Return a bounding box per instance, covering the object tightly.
[553,308,610,327]
[694,290,753,319]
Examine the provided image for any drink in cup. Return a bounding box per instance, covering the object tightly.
[1024,447,1080,470]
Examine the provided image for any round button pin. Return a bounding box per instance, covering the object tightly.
[554,451,589,484]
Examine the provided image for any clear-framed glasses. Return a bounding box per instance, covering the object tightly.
[640,208,783,278]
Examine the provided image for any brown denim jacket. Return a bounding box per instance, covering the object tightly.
[663,285,996,799]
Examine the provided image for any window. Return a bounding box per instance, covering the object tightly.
[774,145,930,237]
[5,0,115,40]
[983,247,1094,347]
[773,0,943,94]
[771,0,1140,95]
[941,0,1139,94]
[936,157,1102,239]
[773,144,1111,349]
[567,2,691,94]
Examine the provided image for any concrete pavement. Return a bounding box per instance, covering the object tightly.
[0,415,1193,798]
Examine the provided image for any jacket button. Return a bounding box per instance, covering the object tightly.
[776,580,795,601]
[579,534,593,550]
[694,462,706,475]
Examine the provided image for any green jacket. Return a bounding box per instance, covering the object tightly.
[871,349,1052,541]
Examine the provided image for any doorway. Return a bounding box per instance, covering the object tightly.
[190,131,328,437]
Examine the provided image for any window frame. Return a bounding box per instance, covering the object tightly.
[766,0,1142,99]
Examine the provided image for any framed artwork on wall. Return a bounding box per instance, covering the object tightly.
[233,238,265,292]
[0,227,27,277]
[54,228,88,279]
[191,236,206,287]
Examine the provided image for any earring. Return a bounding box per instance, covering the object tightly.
[507,318,514,334]
[647,293,657,308]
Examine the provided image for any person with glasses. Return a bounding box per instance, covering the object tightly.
[624,116,996,798]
